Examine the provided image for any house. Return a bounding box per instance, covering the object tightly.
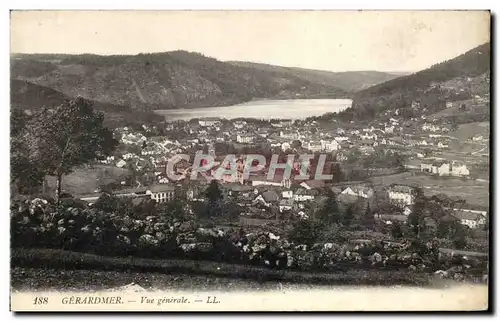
[233,120,247,129]
[451,161,470,177]
[335,152,348,162]
[199,118,221,127]
[250,176,292,189]
[321,139,341,151]
[300,180,325,190]
[280,131,300,140]
[384,126,395,134]
[293,188,317,202]
[335,136,349,142]
[281,142,291,151]
[236,134,254,144]
[472,135,486,142]
[116,159,127,168]
[360,133,377,140]
[452,210,486,229]
[420,161,450,176]
[359,140,377,147]
[256,129,269,138]
[437,141,449,148]
[186,184,208,201]
[282,190,293,199]
[306,141,323,152]
[341,185,374,199]
[279,199,294,213]
[225,184,253,198]
[422,123,441,132]
[388,185,415,207]
[254,190,280,207]
[147,185,176,203]
[156,173,170,184]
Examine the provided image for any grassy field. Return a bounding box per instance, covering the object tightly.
[429,101,489,121]
[449,122,490,142]
[11,248,437,291]
[371,172,489,206]
[45,165,129,196]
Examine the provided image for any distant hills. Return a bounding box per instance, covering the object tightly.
[11,51,351,113]
[10,79,164,126]
[11,51,403,119]
[226,61,405,92]
[10,43,490,125]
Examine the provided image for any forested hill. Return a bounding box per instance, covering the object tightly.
[11,51,350,111]
[227,61,405,92]
[340,42,491,120]
[356,43,490,99]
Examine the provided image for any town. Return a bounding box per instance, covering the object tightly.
[69,91,490,234]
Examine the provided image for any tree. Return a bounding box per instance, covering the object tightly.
[291,140,302,149]
[204,180,223,219]
[332,163,345,182]
[155,199,183,222]
[360,203,375,228]
[408,187,427,236]
[22,97,118,202]
[341,203,355,226]
[288,219,324,247]
[390,221,404,239]
[316,188,340,224]
[10,110,45,194]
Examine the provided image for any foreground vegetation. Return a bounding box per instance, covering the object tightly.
[11,248,439,290]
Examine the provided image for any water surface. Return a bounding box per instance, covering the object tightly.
[154,99,352,121]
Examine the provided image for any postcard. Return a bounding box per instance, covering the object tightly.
[10,10,490,312]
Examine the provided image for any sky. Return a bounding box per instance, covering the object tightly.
[10,10,490,73]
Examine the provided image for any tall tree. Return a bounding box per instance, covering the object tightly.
[408,187,427,236]
[316,188,340,224]
[204,180,223,218]
[341,203,355,226]
[22,97,118,202]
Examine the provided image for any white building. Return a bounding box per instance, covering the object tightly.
[116,159,127,168]
[388,185,414,207]
[341,186,374,199]
[146,185,176,203]
[452,211,486,229]
[306,142,323,152]
[321,139,341,151]
[236,134,254,144]
[281,142,291,151]
[451,161,470,177]
[199,118,221,127]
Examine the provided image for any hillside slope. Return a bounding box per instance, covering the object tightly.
[10,79,163,126]
[341,43,491,120]
[11,51,349,111]
[228,61,406,92]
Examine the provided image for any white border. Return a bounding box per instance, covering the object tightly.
[1,1,497,319]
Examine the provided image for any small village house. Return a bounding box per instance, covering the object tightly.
[341,185,374,199]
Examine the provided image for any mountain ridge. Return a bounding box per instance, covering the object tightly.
[11,51,352,112]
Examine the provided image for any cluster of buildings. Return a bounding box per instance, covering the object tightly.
[83,100,488,230]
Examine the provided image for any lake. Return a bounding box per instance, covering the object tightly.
[154,99,352,121]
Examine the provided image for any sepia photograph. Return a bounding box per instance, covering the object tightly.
[9,10,491,311]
